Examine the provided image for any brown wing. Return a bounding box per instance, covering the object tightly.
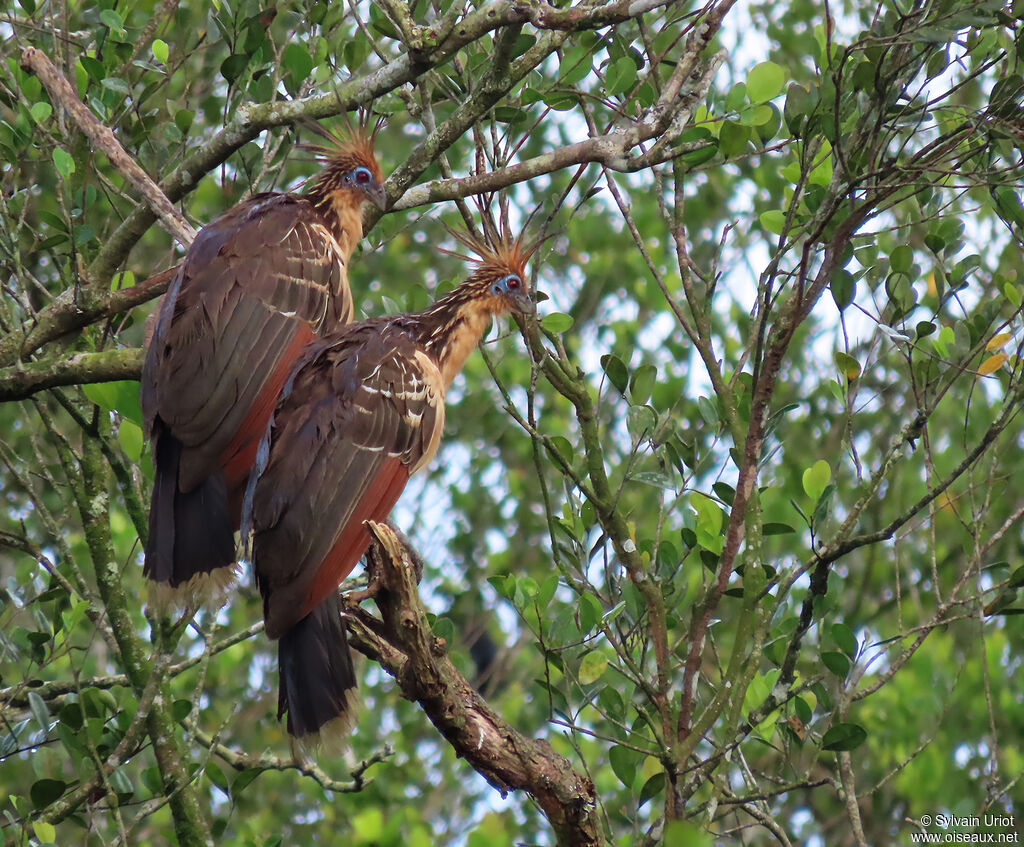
[141,193,353,493]
[249,324,445,639]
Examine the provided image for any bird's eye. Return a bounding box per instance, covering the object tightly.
[353,167,372,184]
[491,274,521,296]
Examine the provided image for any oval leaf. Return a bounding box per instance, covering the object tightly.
[822,722,867,751]
[986,332,1013,351]
[746,61,785,103]
[833,351,861,381]
[152,38,169,66]
[978,352,1007,376]
[541,312,574,333]
[578,651,608,685]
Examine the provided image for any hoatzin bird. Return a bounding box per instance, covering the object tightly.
[243,220,537,746]
[141,120,386,609]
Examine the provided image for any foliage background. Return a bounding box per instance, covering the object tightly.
[0,0,1022,845]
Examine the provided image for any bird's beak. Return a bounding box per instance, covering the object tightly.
[367,183,388,211]
[514,290,536,316]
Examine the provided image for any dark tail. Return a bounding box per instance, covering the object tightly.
[144,425,236,608]
[277,592,358,746]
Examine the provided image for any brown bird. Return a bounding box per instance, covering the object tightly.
[141,119,386,610]
[243,219,537,746]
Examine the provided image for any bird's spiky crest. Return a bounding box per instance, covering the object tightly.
[301,110,385,187]
[443,202,540,283]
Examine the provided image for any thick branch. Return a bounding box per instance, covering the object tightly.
[0,347,143,402]
[0,267,175,370]
[348,522,603,847]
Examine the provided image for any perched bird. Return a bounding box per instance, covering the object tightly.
[243,219,537,746]
[141,119,386,609]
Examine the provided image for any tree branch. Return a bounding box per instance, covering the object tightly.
[348,522,603,847]
[0,347,143,402]
[19,47,197,248]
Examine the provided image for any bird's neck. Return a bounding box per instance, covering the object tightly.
[310,188,363,264]
[417,294,496,390]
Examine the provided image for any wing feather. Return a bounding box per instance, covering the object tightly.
[143,194,352,492]
[251,325,445,638]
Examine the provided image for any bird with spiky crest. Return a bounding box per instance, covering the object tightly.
[141,113,387,611]
[242,208,538,748]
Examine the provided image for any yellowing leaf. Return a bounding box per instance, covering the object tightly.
[833,351,861,380]
[926,272,937,297]
[978,352,1007,376]
[578,651,608,685]
[986,332,1013,351]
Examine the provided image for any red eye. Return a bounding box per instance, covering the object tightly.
[354,167,371,184]
[507,277,520,290]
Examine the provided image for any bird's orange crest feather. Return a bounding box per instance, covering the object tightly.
[301,111,385,184]
[443,212,540,283]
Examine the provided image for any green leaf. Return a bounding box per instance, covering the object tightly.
[783,83,814,136]
[152,38,169,66]
[831,623,857,658]
[517,576,539,602]
[27,690,49,731]
[577,592,602,635]
[537,573,558,608]
[600,353,629,394]
[627,405,656,443]
[32,822,56,845]
[220,53,250,83]
[822,650,850,677]
[99,8,124,33]
[725,82,747,113]
[608,745,638,787]
[606,56,637,96]
[678,139,718,168]
[1002,281,1021,308]
[79,55,105,83]
[691,492,724,552]
[802,460,831,501]
[488,574,515,601]
[542,91,576,111]
[890,244,913,273]
[82,381,143,426]
[117,420,144,461]
[30,102,52,124]
[559,47,592,85]
[174,109,194,134]
[549,435,574,467]
[746,61,785,103]
[541,312,574,333]
[52,147,75,178]
[821,722,867,751]
[283,43,314,84]
[578,651,608,685]
[230,768,261,797]
[833,351,861,381]
[719,120,749,157]
[763,522,796,536]
[628,364,657,405]
[638,772,665,808]
[30,779,66,810]
[760,210,786,235]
